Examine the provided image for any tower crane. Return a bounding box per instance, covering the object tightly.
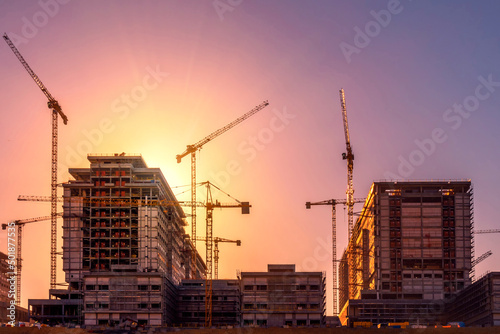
[4,33,68,290]
[2,214,62,305]
[305,198,365,316]
[471,250,492,282]
[200,181,249,327]
[195,236,241,279]
[474,229,500,234]
[175,100,268,279]
[339,89,354,238]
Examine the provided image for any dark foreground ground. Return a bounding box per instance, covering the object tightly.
[1,328,500,334]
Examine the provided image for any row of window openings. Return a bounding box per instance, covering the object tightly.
[85,284,161,291]
[243,320,320,326]
[243,303,320,310]
[93,170,129,177]
[389,209,455,216]
[244,285,320,291]
[388,196,455,205]
[181,296,232,301]
[86,303,161,310]
[182,312,237,318]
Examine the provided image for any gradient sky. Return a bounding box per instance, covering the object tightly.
[1,1,500,314]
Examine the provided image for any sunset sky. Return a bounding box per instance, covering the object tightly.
[1,1,500,314]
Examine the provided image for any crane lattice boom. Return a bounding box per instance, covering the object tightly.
[175,101,268,282]
[305,198,365,316]
[4,33,68,290]
[2,214,60,306]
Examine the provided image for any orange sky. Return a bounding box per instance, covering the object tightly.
[1,1,500,315]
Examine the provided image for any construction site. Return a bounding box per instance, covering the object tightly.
[1,8,500,331]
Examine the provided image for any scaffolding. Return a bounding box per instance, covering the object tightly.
[339,181,473,326]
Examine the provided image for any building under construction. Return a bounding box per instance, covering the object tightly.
[241,264,326,327]
[30,154,205,327]
[446,271,500,326]
[339,180,473,326]
[177,279,241,327]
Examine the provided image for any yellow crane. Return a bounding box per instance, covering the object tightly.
[199,181,249,327]
[4,33,68,290]
[2,214,62,305]
[176,101,268,278]
[339,89,354,238]
[305,198,365,316]
[195,236,241,279]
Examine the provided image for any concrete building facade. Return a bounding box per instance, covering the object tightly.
[241,264,326,327]
[339,180,473,326]
[29,154,205,327]
[446,271,500,327]
[177,279,241,327]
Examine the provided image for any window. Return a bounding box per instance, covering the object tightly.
[257,320,267,326]
[138,303,148,309]
[244,303,253,310]
[310,320,321,326]
[98,303,109,309]
[151,303,161,309]
[182,296,191,301]
[297,285,307,291]
[257,304,268,309]
[310,285,319,291]
[297,320,307,326]
[297,303,307,310]
[424,274,432,278]
[151,285,161,291]
[414,274,422,279]
[243,320,254,326]
[99,285,109,290]
[138,285,148,291]
[86,285,95,291]
[182,312,191,318]
[244,285,254,291]
[435,274,443,278]
[85,303,94,310]
[310,303,319,310]
[257,285,267,290]
[403,274,411,278]
[285,321,293,326]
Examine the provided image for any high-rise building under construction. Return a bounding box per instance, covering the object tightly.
[339,180,473,326]
[31,154,206,327]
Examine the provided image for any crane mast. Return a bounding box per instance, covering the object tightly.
[4,33,68,290]
[2,215,58,305]
[199,181,250,327]
[175,101,268,279]
[339,89,354,238]
[305,198,365,316]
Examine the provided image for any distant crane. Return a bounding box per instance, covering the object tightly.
[474,229,500,234]
[195,236,241,279]
[2,214,62,305]
[175,100,268,279]
[471,250,492,282]
[199,181,250,328]
[305,198,365,316]
[4,33,68,290]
